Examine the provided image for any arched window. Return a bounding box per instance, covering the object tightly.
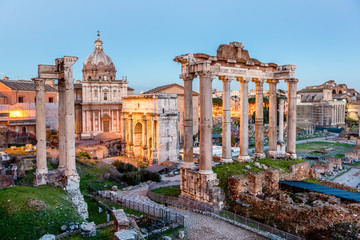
[104,92,108,101]
[332,90,336,94]
[339,90,342,94]
[22,126,26,133]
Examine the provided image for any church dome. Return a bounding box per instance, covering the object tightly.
[84,34,114,66]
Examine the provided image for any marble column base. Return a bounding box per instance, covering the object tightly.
[181,161,196,169]
[198,169,213,175]
[33,172,48,186]
[238,155,251,162]
[253,152,266,159]
[220,158,233,163]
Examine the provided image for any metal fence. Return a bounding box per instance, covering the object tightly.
[219,210,305,240]
[95,189,184,226]
[147,183,305,240]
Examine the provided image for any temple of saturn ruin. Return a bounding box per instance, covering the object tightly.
[174,42,298,208]
[32,57,88,219]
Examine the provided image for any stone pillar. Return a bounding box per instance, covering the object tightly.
[82,109,86,133]
[151,117,157,164]
[121,116,127,155]
[128,115,134,157]
[182,74,196,168]
[252,78,265,159]
[286,78,298,158]
[92,111,96,132]
[98,110,101,131]
[33,78,48,185]
[237,77,250,162]
[279,99,285,142]
[220,76,232,163]
[267,79,279,156]
[63,57,78,177]
[58,80,66,171]
[142,115,148,161]
[199,72,214,174]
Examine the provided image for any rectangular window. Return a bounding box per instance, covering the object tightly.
[104,93,107,101]
[49,97,53,103]
[18,97,24,103]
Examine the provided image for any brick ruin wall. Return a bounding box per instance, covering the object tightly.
[180,168,224,210]
[226,161,360,239]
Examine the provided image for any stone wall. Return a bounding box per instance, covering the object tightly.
[228,162,316,198]
[0,175,14,188]
[180,168,224,210]
[320,180,359,192]
[231,192,360,239]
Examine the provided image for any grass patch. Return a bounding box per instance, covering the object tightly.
[334,154,345,158]
[303,178,322,185]
[349,161,360,166]
[0,186,83,240]
[296,141,353,158]
[151,186,181,197]
[213,158,303,190]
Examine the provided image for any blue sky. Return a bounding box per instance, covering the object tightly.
[0,0,359,93]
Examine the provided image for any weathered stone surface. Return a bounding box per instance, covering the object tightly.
[80,222,96,237]
[39,234,55,240]
[178,230,185,239]
[112,209,129,232]
[248,172,264,195]
[114,230,137,240]
[0,175,14,188]
[281,161,318,181]
[180,168,224,210]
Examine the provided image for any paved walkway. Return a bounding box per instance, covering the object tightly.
[333,168,360,188]
[116,184,263,240]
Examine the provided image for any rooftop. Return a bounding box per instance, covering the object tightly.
[0,79,57,92]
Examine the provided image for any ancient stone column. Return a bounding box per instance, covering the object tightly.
[182,74,196,168]
[128,115,134,157]
[121,116,127,155]
[92,111,96,132]
[237,77,250,162]
[253,78,265,159]
[267,79,279,156]
[199,71,214,174]
[63,57,78,177]
[58,80,66,171]
[279,99,285,142]
[220,76,233,163]
[33,77,48,185]
[286,78,298,158]
[142,115,148,161]
[151,117,157,163]
[98,110,101,131]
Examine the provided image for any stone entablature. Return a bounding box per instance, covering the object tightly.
[122,94,179,164]
[81,81,128,104]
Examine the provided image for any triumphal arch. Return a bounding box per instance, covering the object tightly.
[174,42,298,209]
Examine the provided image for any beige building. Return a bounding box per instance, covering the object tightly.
[122,94,179,164]
[143,83,199,145]
[297,82,347,128]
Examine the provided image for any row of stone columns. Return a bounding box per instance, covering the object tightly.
[181,74,299,174]
[33,57,79,185]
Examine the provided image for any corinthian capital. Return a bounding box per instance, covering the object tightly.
[32,78,46,91]
[180,73,196,81]
[266,79,279,85]
[197,71,215,79]
[285,78,299,83]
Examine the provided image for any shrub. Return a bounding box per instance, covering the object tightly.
[76,151,91,159]
[120,170,160,186]
[112,160,138,173]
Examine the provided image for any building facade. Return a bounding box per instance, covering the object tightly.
[80,34,128,135]
[0,79,58,133]
[143,83,199,145]
[122,94,179,164]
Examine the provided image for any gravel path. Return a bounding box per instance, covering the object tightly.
[174,208,265,240]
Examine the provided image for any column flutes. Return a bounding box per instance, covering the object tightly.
[58,80,66,171]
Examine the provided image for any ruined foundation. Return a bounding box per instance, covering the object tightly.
[180,168,224,210]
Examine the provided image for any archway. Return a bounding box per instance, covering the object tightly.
[134,122,143,157]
